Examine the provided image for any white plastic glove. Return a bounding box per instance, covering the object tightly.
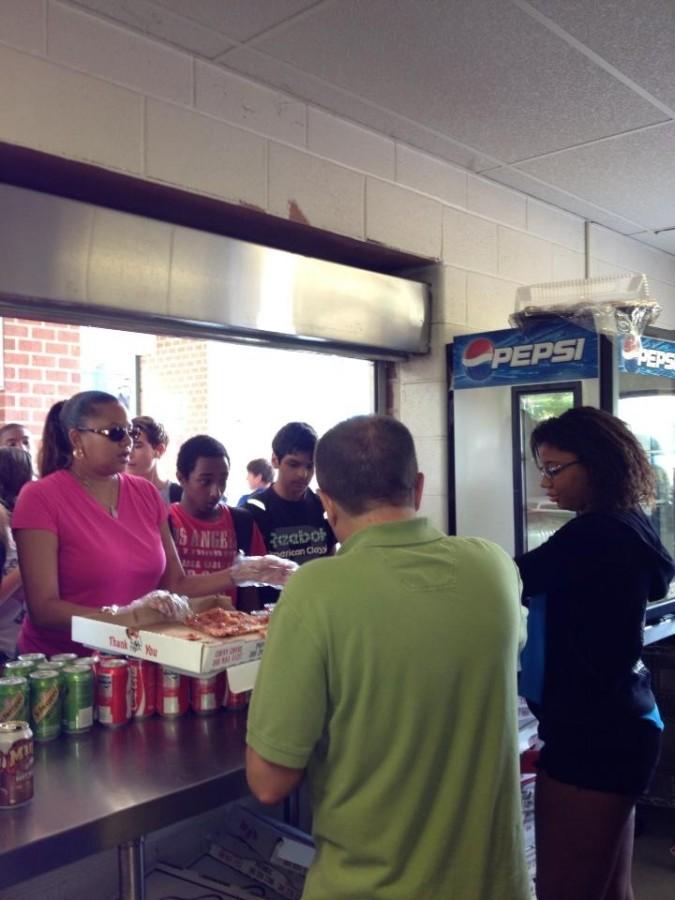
[230,553,299,589]
[103,590,191,621]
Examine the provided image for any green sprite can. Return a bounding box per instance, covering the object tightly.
[29,670,61,742]
[36,659,66,672]
[50,653,78,665]
[73,657,97,670]
[61,666,94,734]
[4,660,35,679]
[17,653,47,667]
[0,676,29,723]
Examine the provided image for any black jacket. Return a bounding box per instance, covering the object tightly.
[516,509,675,740]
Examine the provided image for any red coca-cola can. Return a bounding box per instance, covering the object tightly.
[190,673,224,716]
[127,659,157,719]
[96,659,131,727]
[222,672,250,710]
[156,668,190,718]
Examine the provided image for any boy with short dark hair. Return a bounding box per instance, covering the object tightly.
[169,434,267,611]
[236,457,274,507]
[245,422,337,603]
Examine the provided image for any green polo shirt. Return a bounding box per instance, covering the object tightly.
[247,517,529,900]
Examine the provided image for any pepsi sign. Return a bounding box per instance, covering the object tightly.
[620,335,675,379]
[453,324,598,389]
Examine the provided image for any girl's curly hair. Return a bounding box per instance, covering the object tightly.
[530,406,655,512]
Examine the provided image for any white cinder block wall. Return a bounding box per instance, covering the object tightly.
[3,1,675,531]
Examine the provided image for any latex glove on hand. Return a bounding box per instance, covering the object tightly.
[103,590,191,621]
[231,554,299,589]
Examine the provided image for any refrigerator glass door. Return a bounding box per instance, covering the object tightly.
[515,386,579,554]
[618,376,675,560]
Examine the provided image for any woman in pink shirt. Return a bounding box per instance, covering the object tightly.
[13,391,289,656]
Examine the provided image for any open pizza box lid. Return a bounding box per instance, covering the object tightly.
[71,595,265,680]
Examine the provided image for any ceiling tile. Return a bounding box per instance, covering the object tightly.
[67,0,235,58]
[526,0,675,113]
[150,0,323,43]
[243,0,666,163]
[515,122,675,231]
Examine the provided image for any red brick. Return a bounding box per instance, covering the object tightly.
[49,371,69,383]
[32,355,56,368]
[43,342,68,355]
[69,345,81,357]
[3,323,29,337]
[57,330,79,343]
[4,367,16,379]
[3,338,16,351]
[31,327,56,341]
[32,383,57,396]
[19,396,43,409]
[31,409,48,424]
[70,372,80,383]
[5,352,30,366]
[3,380,30,394]
[58,358,79,370]
[18,368,44,380]
[18,339,43,352]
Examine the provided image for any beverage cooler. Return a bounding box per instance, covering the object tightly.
[447,318,675,630]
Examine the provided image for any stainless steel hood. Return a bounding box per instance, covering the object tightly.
[0,184,429,359]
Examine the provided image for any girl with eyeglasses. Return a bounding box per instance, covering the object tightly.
[12,391,293,657]
[516,406,674,900]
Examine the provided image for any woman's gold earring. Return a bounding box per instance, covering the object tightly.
[73,447,83,460]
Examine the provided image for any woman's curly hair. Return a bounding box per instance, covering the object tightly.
[530,406,656,512]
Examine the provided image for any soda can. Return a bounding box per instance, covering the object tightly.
[73,657,98,670]
[62,666,94,734]
[127,659,157,719]
[190,674,224,715]
[34,659,66,672]
[96,659,131,728]
[222,673,250,710]
[50,653,79,665]
[0,677,29,723]
[156,668,189,718]
[29,670,61,742]
[4,660,35,680]
[0,721,34,808]
[17,653,46,668]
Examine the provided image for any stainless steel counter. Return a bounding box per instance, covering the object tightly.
[0,711,249,894]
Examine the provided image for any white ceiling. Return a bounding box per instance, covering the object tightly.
[68,0,675,254]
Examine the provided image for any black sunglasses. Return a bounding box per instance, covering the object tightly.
[77,425,141,443]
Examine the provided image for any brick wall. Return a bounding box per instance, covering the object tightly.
[1,318,81,440]
[137,336,209,476]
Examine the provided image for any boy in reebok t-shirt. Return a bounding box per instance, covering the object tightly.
[245,422,336,604]
[169,434,266,612]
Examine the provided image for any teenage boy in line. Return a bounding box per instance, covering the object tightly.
[169,435,267,613]
[245,422,337,604]
[236,457,274,507]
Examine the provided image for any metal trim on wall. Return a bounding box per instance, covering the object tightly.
[0,184,430,360]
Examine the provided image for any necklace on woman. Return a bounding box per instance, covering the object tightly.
[70,469,120,519]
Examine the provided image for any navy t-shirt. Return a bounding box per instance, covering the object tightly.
[245,485,337,603]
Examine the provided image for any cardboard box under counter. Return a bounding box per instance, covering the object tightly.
[71,595,265,685]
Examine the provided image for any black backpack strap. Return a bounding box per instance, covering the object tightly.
[229,505,254,556]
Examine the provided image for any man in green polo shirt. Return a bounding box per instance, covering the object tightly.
[246,415,529,900]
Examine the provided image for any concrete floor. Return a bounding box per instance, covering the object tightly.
[633,805,675,899]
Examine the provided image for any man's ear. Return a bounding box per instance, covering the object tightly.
[317,490,337,524]
[176,471,186,487]
[413,471,425,511]
[271,453,280,469]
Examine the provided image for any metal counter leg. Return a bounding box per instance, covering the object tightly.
[118,837,145,900]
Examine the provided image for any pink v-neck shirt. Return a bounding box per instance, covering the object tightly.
[13,470,168,656]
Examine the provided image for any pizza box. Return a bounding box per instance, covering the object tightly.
[71,595,266,677]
